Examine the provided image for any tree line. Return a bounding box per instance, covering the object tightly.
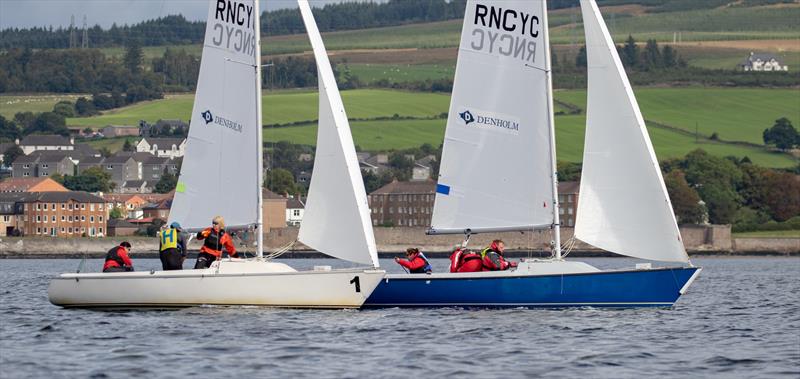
[0,1,472,50]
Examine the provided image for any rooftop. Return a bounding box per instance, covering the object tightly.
[371,179,436,195]
[558,181,580,195]
[20,135,73,146]
[142,137,185,147]
[0,177,68,193]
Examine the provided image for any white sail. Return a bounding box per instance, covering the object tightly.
[575,0,689,263]
[430,0,556,234]
[169,0,261,232]
[296,0,379,267]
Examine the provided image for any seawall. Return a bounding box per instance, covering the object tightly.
[1,225,797,258]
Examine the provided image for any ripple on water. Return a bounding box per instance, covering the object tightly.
[1,257,799,378]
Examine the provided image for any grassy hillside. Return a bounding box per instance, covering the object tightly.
[66,89,451,128]
[8,87,789,168]
[554,88,800,145]
[0,94,88,118]
[93,4,799,61]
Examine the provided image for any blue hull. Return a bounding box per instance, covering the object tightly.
[364,267,701,308]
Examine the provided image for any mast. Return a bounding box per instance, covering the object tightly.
[542,0,562,259]
[254,0,264,259]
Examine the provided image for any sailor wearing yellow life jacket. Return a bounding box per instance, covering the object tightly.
[159,222,187,270]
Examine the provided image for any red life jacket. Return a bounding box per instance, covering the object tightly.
[449,248,483,273]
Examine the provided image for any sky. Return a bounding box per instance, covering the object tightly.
[0,0,380,29]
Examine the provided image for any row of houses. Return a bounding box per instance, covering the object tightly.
[366,179,581,228]
[5,135,185,193]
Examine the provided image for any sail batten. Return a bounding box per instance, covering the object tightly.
[431,0,555,233]
[296,0,379,267]
[575,0,689,263]
[169,0,260,232]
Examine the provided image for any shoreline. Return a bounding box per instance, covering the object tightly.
[1,250,796,259]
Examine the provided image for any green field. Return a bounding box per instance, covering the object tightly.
[15,87,796,168]
[66,89,451,127]
[554,88,800,145]
[348,63,456,84]
[0,94,89,118]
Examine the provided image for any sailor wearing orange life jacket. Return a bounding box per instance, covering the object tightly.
[194,216,238,269]
[395,248,432,274]
[481,239,517,271]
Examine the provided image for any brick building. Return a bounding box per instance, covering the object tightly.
[368,179,436,227]
[558,181,580,227]
[1,191,108,237]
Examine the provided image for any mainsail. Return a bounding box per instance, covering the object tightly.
[430,0,557,234]
[296,0,379,267]
[169,0,261,232]
[574,0,689,263]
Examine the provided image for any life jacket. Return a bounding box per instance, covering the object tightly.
[160,228,178,251]
[449,248,464,272]
[417,252,433,273]
[104,246,128,269]
[201,228,224,255]
[458,251,484,272]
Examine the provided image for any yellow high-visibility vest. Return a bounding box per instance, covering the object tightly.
[160,228,178,251]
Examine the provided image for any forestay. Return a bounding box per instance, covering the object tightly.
[170,0,261,231]
[296,0,379,267]
[574,0,689,263]
[430,0,556,234]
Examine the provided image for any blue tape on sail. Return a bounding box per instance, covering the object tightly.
[436,184,450,195]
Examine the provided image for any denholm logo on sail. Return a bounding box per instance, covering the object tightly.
[456,107,520,135]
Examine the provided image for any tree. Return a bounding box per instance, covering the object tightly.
[763,117,798,151]
[265,168,297,195]
[0,115,20,141]
[2,145,23,167]
[25,112,69,136]
[154,171,178,193]
[123,41,144,74]
[122,139,135,152]
[662,45,678,68]
[642,39,662,70]
[681,149,743,224]
[575,45,587,68]
[664,170,705,224]
[62,166,113,192]
[52,101,75,118]
[621,35,639,68]
[74,97,97,116]
[109,206,125,219]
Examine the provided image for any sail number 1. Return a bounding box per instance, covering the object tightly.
[350,276,361,293]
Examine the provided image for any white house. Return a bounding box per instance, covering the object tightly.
[285,196,305,226]
[136,137,186,159]
[740,52,788,72]
[16,135,74,155]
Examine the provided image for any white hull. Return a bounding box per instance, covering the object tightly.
[48,260,385,309]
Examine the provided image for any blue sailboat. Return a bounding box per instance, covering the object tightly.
[364,0,701,308]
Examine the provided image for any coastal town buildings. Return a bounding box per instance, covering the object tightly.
[0,191,107,237]
[0,177,68,193]
[136,137,186,159]
[368,179,436,227]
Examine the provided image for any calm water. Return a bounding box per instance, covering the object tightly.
[0,257,798,378]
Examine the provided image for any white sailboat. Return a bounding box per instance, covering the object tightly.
[48,0,385,308]
[365,0,700,307]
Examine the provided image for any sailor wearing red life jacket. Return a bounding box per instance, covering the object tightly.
[449,248,484,273]
[481,239,517,271]
[103,241,134,272]
[395,248,432,274]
